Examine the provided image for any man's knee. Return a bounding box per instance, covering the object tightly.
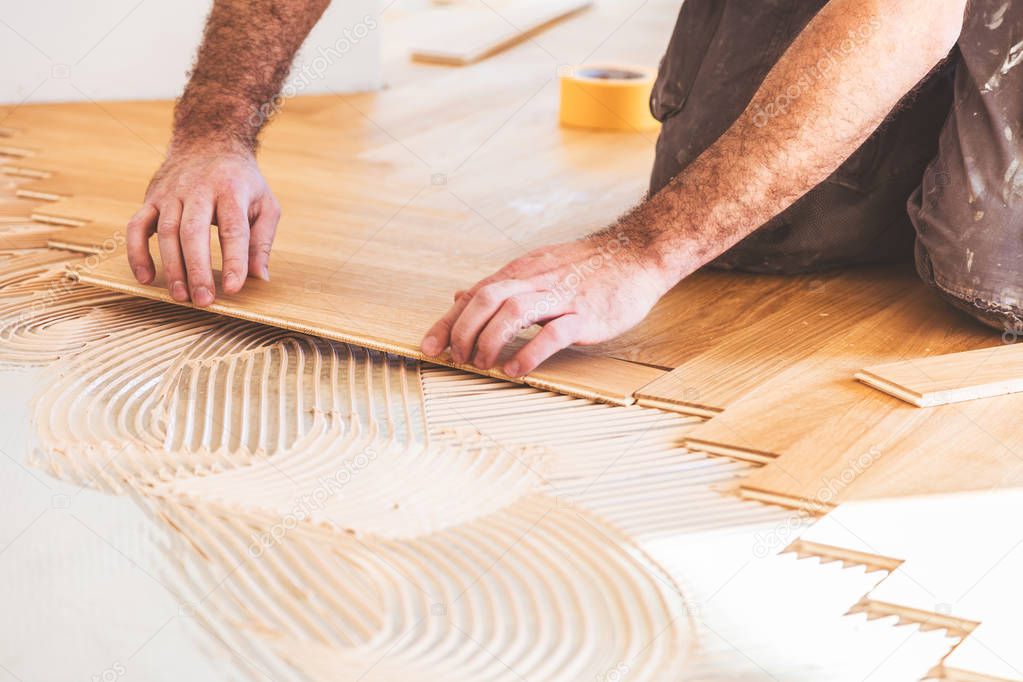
[907,0,1023,338]
[914,240,1023,338]
[908,144,1023,336]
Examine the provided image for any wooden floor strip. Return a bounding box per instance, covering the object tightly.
[75,260,664,405]
[409,0,593,65]
[856,343,1023,407]
[682,282,1000,505]
[634,266,916,414]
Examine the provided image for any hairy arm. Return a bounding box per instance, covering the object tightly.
[424,0,968,376]
[127,0,330,306]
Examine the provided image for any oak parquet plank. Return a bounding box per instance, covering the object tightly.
[684,280,997,507]
[409,0,593,65]
[856,343,1023,407]
[633,266,915,413]
[75,243,663,404]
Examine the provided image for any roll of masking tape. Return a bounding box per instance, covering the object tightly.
[558,65,660,132]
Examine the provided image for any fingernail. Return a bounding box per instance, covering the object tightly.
[451,349,465,364]
[504,361,521,377]
[133,266,151,283]
[422,335,440,356]
[261,265,270,281]
[473,351,493,370]
[193,286,213,306]
[170,281,189,302]
[224,271,237,288]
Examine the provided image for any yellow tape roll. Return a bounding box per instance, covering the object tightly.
[558,65,660,132]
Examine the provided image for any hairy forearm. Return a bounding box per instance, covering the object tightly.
[172,0,330,154]
[606,0,967,286]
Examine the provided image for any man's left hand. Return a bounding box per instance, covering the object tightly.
[420,231,673,377]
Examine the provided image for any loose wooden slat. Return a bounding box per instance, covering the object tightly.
[832,389,1023,503]
[409,0,593,65]
[75,242,664,405]
[856,343,1023,407]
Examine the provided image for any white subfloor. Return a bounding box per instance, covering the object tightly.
[0,368,235,682]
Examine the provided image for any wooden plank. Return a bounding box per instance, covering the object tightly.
[834,391,1023,503]
[45,222,125,254]
[0,223,63,250]
[410,0,592,65]
[634,266,915,415]
[582,269,809,369]
[31,196,136,226]
[684,282,997,510]
[856,343,1023,407]
[75,242,664,405]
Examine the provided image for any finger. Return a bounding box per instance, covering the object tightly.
[423,268,548,358]
[449,279,538,364]
[421,291,474,358]
[126,204,158,284]
[179,198,216,307]
[155,199,188,302]
[215,195,250,294]
[248,194,280,281]
[473,292,558,370]
[504,313,582,377]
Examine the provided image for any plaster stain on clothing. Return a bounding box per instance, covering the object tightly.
[983,37,1023,92]
[988,2,1011,30]
[1003,157,1023,202]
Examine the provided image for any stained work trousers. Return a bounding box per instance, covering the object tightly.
[650,1,1023,332]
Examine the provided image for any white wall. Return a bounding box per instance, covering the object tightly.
[0,0,382,104]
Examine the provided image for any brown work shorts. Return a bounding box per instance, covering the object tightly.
[649,0,1023,334]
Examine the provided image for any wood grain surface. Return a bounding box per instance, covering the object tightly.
[856,342,1023,407]
[684,280,999,508]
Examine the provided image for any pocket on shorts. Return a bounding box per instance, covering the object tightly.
[649,55,689,123]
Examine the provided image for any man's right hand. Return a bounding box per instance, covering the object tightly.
[126,147,281,307]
